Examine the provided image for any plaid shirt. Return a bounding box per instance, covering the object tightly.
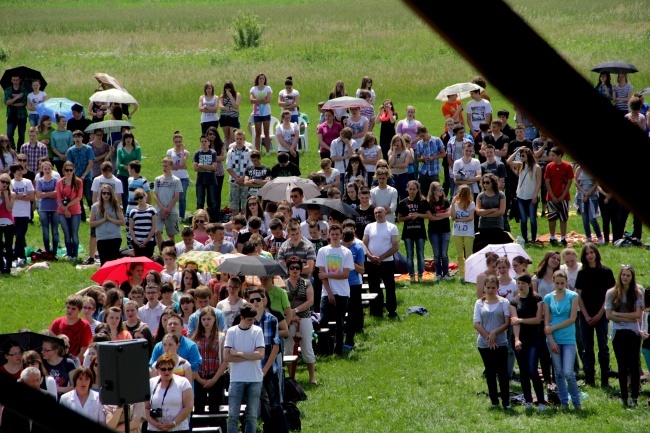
[4,86,27,119]
[226,146,251,183]
[20,142,48,173]
[255,310,281,374]
[197,335,220,377]
[416,136,445,176]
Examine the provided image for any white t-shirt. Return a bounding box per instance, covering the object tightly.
[330,137,360,173]
[363,222,398,261]
[360,145,381,172]
[250,86,272,117]
[318,168,340,188]
[452,202,476,237]
[275,123,299,152]
[466,99,492,131]
[91,174,124,195]
[355,88,376,104]
[291,206,307,223]
[10,178,34,217]
[316,245,354,297]
[166,148,190,180]
[225,324,265,383]
[452,157,482,194]
[278,89,299,116]
[147,375,192,431]
[300,220,328,239]
[28,91,48,114]
[200,95,218,123]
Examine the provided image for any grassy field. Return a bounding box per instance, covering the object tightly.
[1,0,649,430]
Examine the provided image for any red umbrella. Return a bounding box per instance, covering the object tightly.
[90,257,163,284]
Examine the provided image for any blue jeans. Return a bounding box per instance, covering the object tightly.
[196,182,218,215]
[547,342,580,407]
[404,237,425,277]
[393,173,409,201]
[179,177,190,219]
[13,216,29,259]
[579,313,609,373]
[29,113,39,127]
[39,211,59,253]
[514,337,545,404]
[428,231,450,277]
[227,381,262,433]
[581,198,602,240]
[517,198,537,242]
[59,214,80,258]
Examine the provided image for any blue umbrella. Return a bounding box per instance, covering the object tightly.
[36,97,85,121]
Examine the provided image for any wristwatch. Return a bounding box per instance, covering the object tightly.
[294,308,299,314]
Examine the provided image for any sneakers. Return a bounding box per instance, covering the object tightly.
[538,404,546,412]
[13,258,26,267]
[597,236,604,245]
[524,403,533,409]
[82,257,95,265]
[387,311,398,318]
[561,238,568,246]
[417,275,423,283]
[629,399,638,407]
[342,344,354,353]
[410,276,415,283]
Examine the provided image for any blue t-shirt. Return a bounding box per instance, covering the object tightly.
[543,290,578,345]
[346,240,365,286]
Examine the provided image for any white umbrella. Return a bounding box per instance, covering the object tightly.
[463,243,531,283]
[90,88,138,105]
[322,96,370,110]
[260,176,320,203]
[435,82,483,101]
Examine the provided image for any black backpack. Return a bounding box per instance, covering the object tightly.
[284,377,307,402]
[283,402,302,432]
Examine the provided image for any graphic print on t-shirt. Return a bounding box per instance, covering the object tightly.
[326,254,342,273]
[470,106,486,122]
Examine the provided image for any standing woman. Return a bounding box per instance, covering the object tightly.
[199,82,219,134]
[0,173,15,274]
[396,106,423,178]
[450,184,475,282]
[475,252,499,299]
[605,266,643,407]
[343,154,368,187]
[278,76,300,123]
[90,184,124,265]
[56,161,83,261]
[216,277,245,327]
[328,80,349,124]
[207,126,227,213]
[317,109,342,160]
[342,182,360,208]
[613,73,634,114]
[218,80,241,145]
[144,353,193,432]
[27,79,48,126]
[116,131,141,213]
[396,180,431,284]
[426,182,451,281]
[473,275,511,409]
[594,72,613,102]
[475,173,507,246]
[250,73,273,153]
[105,306,134,341]
[0,135,16,174]
[375,99,397,160]
[574,164,603,244]
[543,270,581,410]
[532,251,561,298]
[166,132,190,221]
[358,132,380,181]
[356,77,376,130]
[129,187,158,258]
[510,273,546,411]
[38,115,55,157]
[244,195,267,231]
[388,135,412,200]
[276,109,300,166]
[507,147,541,243]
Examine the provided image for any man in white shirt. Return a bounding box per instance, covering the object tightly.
[329,127,359,186]
[447,125,474,197]
[316,224,354,356]
[363,207,399,318]
[137,284,165,330]
[452,141,482,197]
[370,167,398,223]
[465,89,493,133]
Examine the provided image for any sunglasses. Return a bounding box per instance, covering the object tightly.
[135,196,144,200]
[621,264,634,270]
[0,139,8,143]
[481,180,492,184]
[248,202,258,206]
[102,191,112,196]
[0,180,9,185]
[208,133,216,136]
[157,367,173,372]
[64,169,74,172]
[17,158,27,162]
[249,298,263,303]
[289,266,301,271]
[195,219,205,223]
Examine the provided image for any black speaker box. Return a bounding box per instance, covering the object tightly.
[98,339,151,405]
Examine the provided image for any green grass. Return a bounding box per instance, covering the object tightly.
[1,0,649,430]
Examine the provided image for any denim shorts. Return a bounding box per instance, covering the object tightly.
[253,115,271,123]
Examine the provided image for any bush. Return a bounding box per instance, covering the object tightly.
[0,44,11,62]
[231,12,267,50]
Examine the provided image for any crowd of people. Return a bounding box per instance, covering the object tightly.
[0,70,649,431]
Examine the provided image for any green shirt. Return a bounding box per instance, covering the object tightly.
[116,145,142,177]
[267,285,291,315]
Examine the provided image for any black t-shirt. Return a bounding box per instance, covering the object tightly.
[355,205,375,239]
[194,149,218,185]
[342,197,360,209]
[236,230,253,246]
[271,162,301,179]
[428,199,450,234]
[67,117,92,142]
[510,294,543,341]
[397,198,428,240]
[574,265,616,317]
[483,133,510,155]
[481,160,507,181]
[502,124,515,142]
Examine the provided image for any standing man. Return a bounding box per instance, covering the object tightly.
[4,75,28,149]
[370,167,398,223]
[317,224,354,355]
[10,164,34,266]
[65,130,94,222]
[447,125,474,197]
[66,104,92,142]
[243,150,271,198]
[544,146,573,246]
[154,157,183,251]
[226,129,251,215]
[465,89,492,134]
[20,127,48,173]
[415,125,446,201]
[224,304,265,433]
[289,187,307,222]
[193,134,219,222]
[277,220,316,280]
[363,207,399,318]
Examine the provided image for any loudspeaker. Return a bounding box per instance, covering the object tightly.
[98,339,151,405]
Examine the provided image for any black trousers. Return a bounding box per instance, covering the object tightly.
[366,260,396,317]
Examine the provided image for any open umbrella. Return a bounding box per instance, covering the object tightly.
[36,98,84,121]
[85,119,135,134]
[94,72,127,92]
[91,257,163,284]
[212,252,244,268]
[90,88,138,105]
[1,66,47,90]
[0,332,64,367]
[260,176,320,203]
[435,82,483,101]
[638,87,650,96]
[177,250,221,274]
[322,96,370,110]
[298,198,359,217]
[216,255,287,278]
[463,243,531,283]
[591,61,638,74]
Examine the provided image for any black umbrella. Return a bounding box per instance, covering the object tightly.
[298,198,360,218]
[1,66,48,90]
[591,61,638,74]
[216,255,287,278]
[0,332,64,366]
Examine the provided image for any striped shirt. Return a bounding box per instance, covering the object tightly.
[126,176,150,215]
[129,205,157,243]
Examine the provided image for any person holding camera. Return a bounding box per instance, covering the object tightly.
[56,160,83,261]
[145,353,194,432]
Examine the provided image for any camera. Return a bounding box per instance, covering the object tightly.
[62,197,70,206]
[149,408,163,418]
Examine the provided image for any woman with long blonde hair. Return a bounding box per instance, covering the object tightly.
[388,134,412,200]
[450,184,475,282]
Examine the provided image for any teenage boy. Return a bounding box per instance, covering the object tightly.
[65,130,94,221]
[126,160,151,218]
[465,89,492,133]
[20,127,48,173]
[497,109,515,142]
[154,157,183,251]
[277,220,316,280]
[415,125,446,200]
[341,227,365,348]
[480,144,507,192]
[4,75,27,149]
[544,146,574,246]
[175,226,204,256]
[289,187,307,222]
[453,141,481,196]
[317,224,354,356]
[194,134,219,221]
[264,218,286,259]
[370,167,398,223]
[330,127,359,185]
[243,150,271,197]
[50,294,92,364]
[10,164,34,266]
[137,283,165,330]
[447,125,474,196]
[86,161,123,264]
[224,304,265,433]
[203,223,236,253]
[300,204,328,239]
[270,152,300,179]
[483,119,510,161]
[227,129,251,215]
[66,104,91,142]
[149,312,202,375]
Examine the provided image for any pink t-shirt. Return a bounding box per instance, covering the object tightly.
[56,178,83,215]
[317,121,343,153]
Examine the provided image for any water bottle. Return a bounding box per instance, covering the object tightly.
[516,236,525,248]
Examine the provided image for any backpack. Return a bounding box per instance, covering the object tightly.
[283,402,302,432]
[284,377,307,402]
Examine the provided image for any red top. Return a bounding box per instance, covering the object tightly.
[56,178,83,215]
[544,161,574,202]
[317,121,343,150]
[49,317,92,356]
